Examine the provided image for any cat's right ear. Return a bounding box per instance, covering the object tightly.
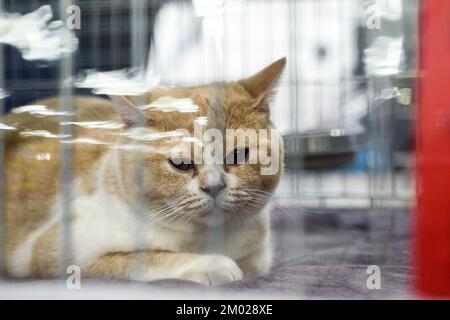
[109,95,146,127]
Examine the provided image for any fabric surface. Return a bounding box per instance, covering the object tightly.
[154,207,412,299]
[0,207,411,299]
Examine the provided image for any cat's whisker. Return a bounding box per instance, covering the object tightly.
[162,207,187,225]
[143,197,189,225]
[248,197,271,204]
[232,202,256,220]
[145,205,173,220]
[243,188,273,196]
[243,191,272,200]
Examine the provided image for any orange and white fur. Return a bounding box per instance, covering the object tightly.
[4,58,286,285]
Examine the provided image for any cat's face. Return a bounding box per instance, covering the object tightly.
[113,58,285,229]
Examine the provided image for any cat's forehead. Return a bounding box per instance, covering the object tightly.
[141,84,257,133]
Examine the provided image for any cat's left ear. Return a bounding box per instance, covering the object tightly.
[238,57,286,107]
[110,95,147,127]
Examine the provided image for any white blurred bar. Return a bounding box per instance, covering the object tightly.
[131,0,149,73]
[58,0,75,276]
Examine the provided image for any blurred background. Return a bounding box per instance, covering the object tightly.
[0,0,418,298]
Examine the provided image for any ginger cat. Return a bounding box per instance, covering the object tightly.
[3,58,286,285]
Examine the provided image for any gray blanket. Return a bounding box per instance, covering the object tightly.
[0,207,410,299]
[154,207,411,299]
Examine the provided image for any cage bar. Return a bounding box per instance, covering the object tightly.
[58,0,75,275]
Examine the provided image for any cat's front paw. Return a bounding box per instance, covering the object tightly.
[181,255,243,286]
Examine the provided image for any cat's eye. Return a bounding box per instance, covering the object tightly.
[226,148,249,165]
[169,158,194,171]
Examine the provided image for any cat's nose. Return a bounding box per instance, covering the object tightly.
[201,182,226,198]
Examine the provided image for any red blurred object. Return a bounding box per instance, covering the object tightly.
[415,0,450,297]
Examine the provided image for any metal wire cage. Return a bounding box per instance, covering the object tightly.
[0,0,417,299]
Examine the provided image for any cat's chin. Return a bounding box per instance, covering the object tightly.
[203,214,226,227]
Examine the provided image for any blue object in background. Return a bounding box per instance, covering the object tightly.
[345,148,392,171]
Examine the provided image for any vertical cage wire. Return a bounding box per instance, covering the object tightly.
[131,0,148,73]
[130,0,151,274]
[58,0,75,275]
[200,0,227,256]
